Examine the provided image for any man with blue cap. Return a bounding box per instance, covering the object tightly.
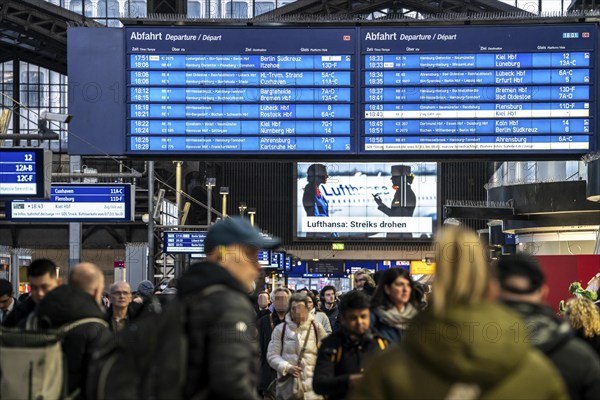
[178,216,280,400]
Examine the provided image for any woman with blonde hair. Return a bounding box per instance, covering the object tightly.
[565,297,600,357]
[353,226,568,400]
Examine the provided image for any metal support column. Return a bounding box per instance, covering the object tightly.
[11,248,32,295]
[147,161,155,281]
[68,156,82,273]
[68,224,82,273]
[9,250,19,296]
[205,177,216,226]
[11,59,20,146]
[174,161,183,215]
[174,161,183,278]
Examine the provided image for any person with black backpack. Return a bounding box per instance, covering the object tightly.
[86,217,280,400]
[34,262,112,399]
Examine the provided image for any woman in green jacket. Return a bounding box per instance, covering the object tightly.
[352,226,568,400]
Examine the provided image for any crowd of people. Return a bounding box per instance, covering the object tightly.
[0,216,599,399]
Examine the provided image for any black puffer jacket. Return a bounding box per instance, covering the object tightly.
[178,261,260,400]
[575,329,600,359]
[313,328,388,400]
[36,285,113,399]
[504,300,600,400]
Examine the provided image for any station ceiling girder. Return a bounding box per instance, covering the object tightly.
[260,0,528,18]
[0,0,101,73]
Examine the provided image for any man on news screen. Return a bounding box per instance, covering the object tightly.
[373,164,416,217]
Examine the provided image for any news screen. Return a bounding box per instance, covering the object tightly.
[296,162,437,240]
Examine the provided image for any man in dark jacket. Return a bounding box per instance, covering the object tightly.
[0,279,16,324]
[179,216,280,400]
[105,281,141,333]
[320,285,340,332]
[255,290,271,320]
[3,258,61,328]
[257,286,290,396]
[36,262,112,399]
[499,254,600,400]
[313,290,388,400]
[372,165,416,217]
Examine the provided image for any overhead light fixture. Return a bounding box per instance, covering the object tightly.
[247,207,256,226]
[205,177,216,188]
[238,202,247,216]
[220,186,229,217]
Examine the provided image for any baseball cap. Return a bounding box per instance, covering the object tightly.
[204,216,281,254]
[497,253,545,294]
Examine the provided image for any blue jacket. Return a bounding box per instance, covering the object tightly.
[370,311,403,345]
[303,185,329,217]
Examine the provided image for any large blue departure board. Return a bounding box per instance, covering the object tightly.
[361,25,597,153]
[68,24,598,157]
[126,27,356,154]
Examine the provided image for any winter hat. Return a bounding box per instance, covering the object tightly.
[498,253,545,294]
[137,280,155,297]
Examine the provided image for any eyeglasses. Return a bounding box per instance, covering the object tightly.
[111,291,131,297]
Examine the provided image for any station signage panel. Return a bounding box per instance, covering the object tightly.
[126,27,356,154]
[361,24,596,154]
[69,24,599,157]
[344,260,377,275]
[285,255,293,272]
[6,184,134,222]
[270,251,286,269]
[258,250,271,266]
[296,162,437,240]
[0,148,51,200]
[163,231,207,254]
[307,260,345,276]
[410,260,436,275]
[378,260,411,271]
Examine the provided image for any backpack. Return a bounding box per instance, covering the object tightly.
[87,285,226,400]
[0,318,109,400]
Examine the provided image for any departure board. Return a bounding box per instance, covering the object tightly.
[163,231,207,254]
[0,148,50,200]
[361,25,597,153]
[126,27,356,154]
[6,184,134,222]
